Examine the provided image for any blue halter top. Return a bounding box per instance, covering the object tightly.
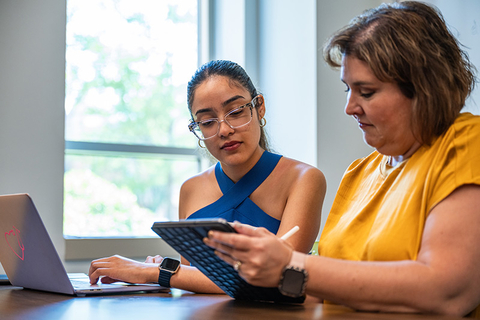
[186,151,282,234]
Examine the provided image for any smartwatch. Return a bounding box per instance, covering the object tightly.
[278,251,308,298]
[158,257,180,288]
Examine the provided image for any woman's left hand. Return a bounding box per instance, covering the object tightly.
[88,255,160,285]
[204,222,292,287]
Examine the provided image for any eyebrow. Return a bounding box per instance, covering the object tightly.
[341,79,376,87]
[194,95,246,116]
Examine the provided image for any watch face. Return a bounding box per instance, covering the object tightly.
[161,258,180,271]
[281,269,306,296]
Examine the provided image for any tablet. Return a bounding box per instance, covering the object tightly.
[151,218,305,303]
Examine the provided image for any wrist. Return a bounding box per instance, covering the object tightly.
[278,251,308,298]
[158,257,181,287]
[151,264,161,284]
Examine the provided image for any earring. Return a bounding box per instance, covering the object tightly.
[260,118,267,128]
[198,140,205,148]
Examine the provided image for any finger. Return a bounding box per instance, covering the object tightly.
[89,275,99,285]
[214,249,237,267]
[88,266,106,284]
[152,255,163,263]
[207,231,256,252]
[144,256,154,263]
[88,261,105,284]
[88,262,113,284]
[204,237,236,256]
[232,221,270,237]
[89,269,103,284]
[100,276,119,284]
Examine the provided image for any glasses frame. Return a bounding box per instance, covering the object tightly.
[188,95,261,141]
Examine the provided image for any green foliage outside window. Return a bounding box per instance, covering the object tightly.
[64,0,199,237]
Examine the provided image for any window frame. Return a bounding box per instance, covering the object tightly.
[64,0,210,260]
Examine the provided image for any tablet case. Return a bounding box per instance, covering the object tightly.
[151,218,305,303]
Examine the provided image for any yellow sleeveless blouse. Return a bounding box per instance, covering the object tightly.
[319,113,480,317]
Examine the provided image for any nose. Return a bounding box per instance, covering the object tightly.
[344,91,361,116]
[217,119,234,137]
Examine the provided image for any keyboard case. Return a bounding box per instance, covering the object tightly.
[151,218,305,303]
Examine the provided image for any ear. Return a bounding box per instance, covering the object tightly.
[256,95,266,119]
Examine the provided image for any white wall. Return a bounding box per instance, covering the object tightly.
[316,0,383,230]
[0,1,66,274]
[257,0,317,166]
[426,0,480,114]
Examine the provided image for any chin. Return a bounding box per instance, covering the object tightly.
[363,137,377,149]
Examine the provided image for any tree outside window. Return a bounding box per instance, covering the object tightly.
[64,0,199,237]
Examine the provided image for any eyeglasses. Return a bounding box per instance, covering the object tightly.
[188,95,260,141]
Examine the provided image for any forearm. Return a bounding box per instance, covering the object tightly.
[304,255,467,315]
[170,265,225,294]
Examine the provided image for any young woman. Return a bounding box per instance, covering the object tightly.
[88,60,326,293]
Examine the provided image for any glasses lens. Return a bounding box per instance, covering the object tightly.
[225,106,252,128]
[189,99,256,141]
[195,119,218,140]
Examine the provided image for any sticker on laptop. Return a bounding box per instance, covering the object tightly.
[5,226,24,261]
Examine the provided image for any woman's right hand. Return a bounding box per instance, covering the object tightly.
[204,222,293,288]
[145,255,163,264]
[88,255,159,285]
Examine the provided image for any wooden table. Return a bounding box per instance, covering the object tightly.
[0,285,463,320]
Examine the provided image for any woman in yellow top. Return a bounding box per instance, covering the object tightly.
[205,2,480,317]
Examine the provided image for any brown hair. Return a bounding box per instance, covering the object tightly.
[323,1,476,144]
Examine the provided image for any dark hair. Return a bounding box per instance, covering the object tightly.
[323,1,476,145]
[187,60,269,151]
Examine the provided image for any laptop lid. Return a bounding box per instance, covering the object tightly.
[0,193,162,295]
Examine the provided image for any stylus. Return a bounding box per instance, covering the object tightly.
[280,226,299,240]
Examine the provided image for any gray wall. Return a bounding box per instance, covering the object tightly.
[0,1,66,273]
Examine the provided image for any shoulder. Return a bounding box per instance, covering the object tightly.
[276,156,326,189]
[180,165,215,195]
[430,113,480,156]
[179,165,217,219]
[450,112,480,138]
[448,112,480,131]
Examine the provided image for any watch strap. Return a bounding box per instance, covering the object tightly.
[157,258,180,288]
[158,268,173,288]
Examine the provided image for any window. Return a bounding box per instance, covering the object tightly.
[64,0,200,238]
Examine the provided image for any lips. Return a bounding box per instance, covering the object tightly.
[354,116,371,129]
[221,141,241,150]
[357,120,372,129]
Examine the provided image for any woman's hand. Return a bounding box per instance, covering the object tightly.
[144,255,163,264]
[204,222,292,287]
[88,255,160,285]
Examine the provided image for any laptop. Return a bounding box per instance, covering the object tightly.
[0,193,165,296]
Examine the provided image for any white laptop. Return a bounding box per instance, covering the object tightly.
[0,193,166,296]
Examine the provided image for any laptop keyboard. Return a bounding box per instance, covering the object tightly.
[158,226,305,303]
[69,276,119,289]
